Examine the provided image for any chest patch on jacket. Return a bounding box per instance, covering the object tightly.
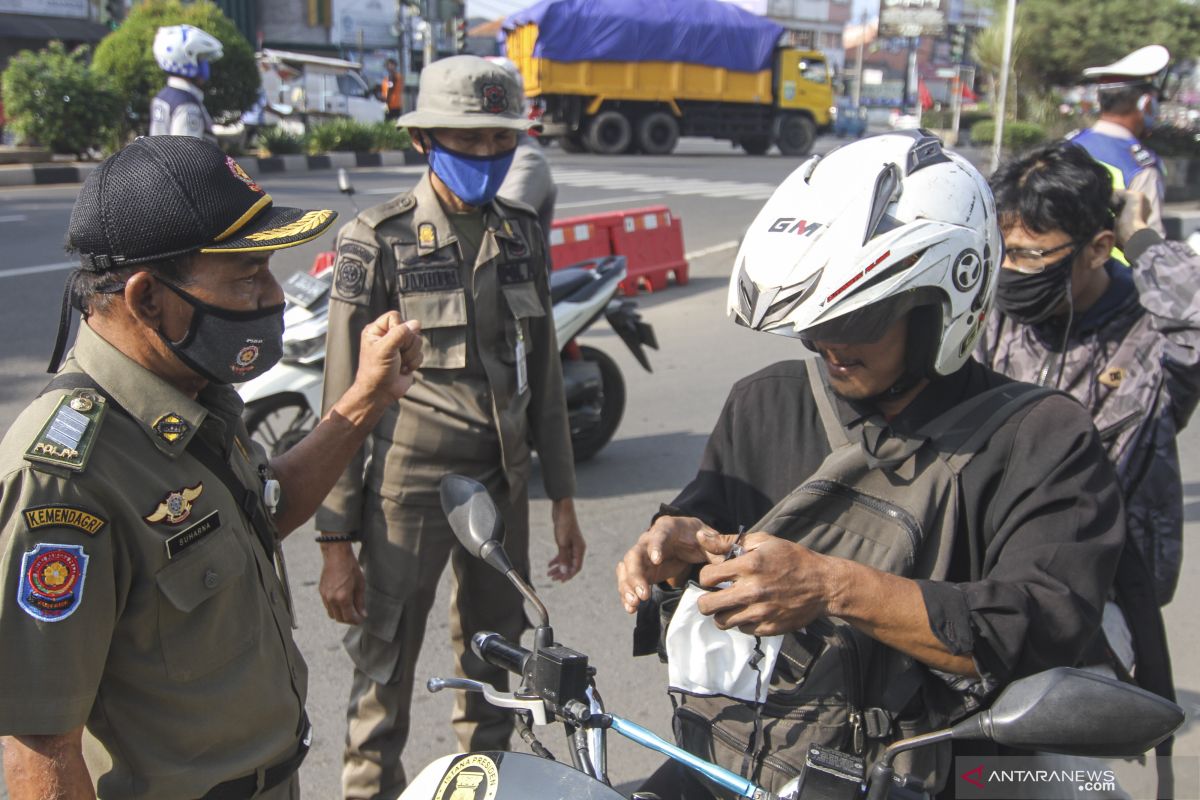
[1099,366,1126,389]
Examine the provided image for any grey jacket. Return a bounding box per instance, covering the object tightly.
[977,230,1200,605]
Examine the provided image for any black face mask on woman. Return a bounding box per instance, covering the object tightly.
[995,248,1077,325]
[157,279,285,384]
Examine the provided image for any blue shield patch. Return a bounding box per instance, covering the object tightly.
[17,543,89,622]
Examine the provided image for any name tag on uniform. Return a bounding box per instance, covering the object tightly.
[515,328,529,396]
[164,511,221,559]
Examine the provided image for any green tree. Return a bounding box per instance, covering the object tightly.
[971,13,1030,121]
[0,42,123,155]
[1017,0,1200,87]
[91,0,258,136]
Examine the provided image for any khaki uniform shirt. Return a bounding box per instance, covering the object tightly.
[316,174,575,531]
[0,324,307,800]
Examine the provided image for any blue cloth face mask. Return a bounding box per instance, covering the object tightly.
[427,139,516,207]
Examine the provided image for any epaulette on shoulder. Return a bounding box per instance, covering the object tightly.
[360,193,417,228]
[23,389,108,476]
[493,194,538,218]
[1064,128,1083,140]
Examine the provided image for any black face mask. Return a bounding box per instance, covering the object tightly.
[157,279,285,384]
[995,249,1077,325]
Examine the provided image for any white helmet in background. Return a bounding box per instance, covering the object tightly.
[154,24,223,81]
[728,131,1001,378]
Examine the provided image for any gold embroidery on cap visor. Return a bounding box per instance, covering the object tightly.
[201,209,337,253]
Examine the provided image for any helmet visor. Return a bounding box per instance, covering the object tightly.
[800,289,934,346]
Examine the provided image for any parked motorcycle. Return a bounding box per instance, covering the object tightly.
[396,474,1184,800]
[239,251,656,462]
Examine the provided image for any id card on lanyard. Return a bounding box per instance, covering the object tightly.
[515,326,529,395]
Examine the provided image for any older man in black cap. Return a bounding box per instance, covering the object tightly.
[0,135,422,800]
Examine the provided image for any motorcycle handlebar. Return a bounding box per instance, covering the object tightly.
[472,631,532,678]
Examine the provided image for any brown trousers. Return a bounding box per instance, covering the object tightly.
[341,482,530,800]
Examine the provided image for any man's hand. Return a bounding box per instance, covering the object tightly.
[319,540,366,625]
[548,498,585,582]
[353,311,423,404]
[1114,189,1152,248]
[615,516,727,613]
[695,533,838,636]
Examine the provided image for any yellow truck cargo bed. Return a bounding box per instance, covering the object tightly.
[507,23,774,107]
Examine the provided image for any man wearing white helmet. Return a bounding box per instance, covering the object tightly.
[150,24,224,142]
[617,132,1126,797]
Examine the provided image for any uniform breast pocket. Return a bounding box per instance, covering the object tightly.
[400,289,469,369]
[155,525,259,681]
[498,281,547,365]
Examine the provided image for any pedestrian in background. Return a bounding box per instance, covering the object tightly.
[381,58,404,121]
[316,55,585,800]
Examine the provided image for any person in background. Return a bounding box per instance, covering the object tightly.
[381,58,404,121]
[149,24,224,142]
[1070,45,1172,236]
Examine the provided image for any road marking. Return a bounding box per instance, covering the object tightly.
[362,185,414,196]
[685,240,740,259]
[552,169,777,201]
[0,261,75,279]
[556,195,664,210]
[0,214,28,223]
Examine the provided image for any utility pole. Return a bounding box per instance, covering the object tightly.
[852,10,866,107]
[991,0,1017,172]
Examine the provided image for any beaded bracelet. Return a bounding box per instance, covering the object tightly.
[315,533,355,544]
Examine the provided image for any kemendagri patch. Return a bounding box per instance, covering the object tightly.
[17,543,89,622]
[23,505,107,536]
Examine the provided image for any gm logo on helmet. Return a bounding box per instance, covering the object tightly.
[767,218,823,237]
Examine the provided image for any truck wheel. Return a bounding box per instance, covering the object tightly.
[560,133,586,153]
[775,115,817,156]
[739,135,771,155]
[637,111,679,155]
[584,111,633,155]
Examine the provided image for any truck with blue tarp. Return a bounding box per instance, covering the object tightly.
[503,0,834,155]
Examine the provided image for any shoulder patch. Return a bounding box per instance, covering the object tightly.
[1099,366,1126,389]
[1131,144,1156,168]
[24,390,107,473]
[17,543,89,622]
[333,238,377,303]
[23,505,107,536]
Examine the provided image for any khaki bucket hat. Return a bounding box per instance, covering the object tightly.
[396,55,541,131]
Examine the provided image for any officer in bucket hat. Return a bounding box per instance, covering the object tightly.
[315,56,585,798]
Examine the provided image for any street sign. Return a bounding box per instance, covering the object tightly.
[879,0,946,38]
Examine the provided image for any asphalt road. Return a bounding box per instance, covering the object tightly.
[0,137,1197,799]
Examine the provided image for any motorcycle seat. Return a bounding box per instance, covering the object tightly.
[550,268,595,303]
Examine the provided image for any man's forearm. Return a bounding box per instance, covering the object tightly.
[827,559,978,677]
[3,729,95,800]
[269,384,387,536]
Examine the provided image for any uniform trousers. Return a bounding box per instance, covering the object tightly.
[341,476,530,800]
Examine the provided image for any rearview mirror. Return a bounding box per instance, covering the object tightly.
[951,667,1182,757]
[338,167,355,195]
[439,475,513,575]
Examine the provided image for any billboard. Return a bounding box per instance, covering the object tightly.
[879,0,945,38]
[0,0,89,16]
[333,0,397,47]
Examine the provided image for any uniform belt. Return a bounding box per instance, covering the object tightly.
[199,715,312,800]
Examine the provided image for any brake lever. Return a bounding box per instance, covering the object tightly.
[426,677,550,726]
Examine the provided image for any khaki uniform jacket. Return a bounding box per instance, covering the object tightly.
[316,174,575,533]
[0,324,307,800]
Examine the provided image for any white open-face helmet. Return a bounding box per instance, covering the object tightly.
[728,131,1001,378]
[154,24,224,80]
